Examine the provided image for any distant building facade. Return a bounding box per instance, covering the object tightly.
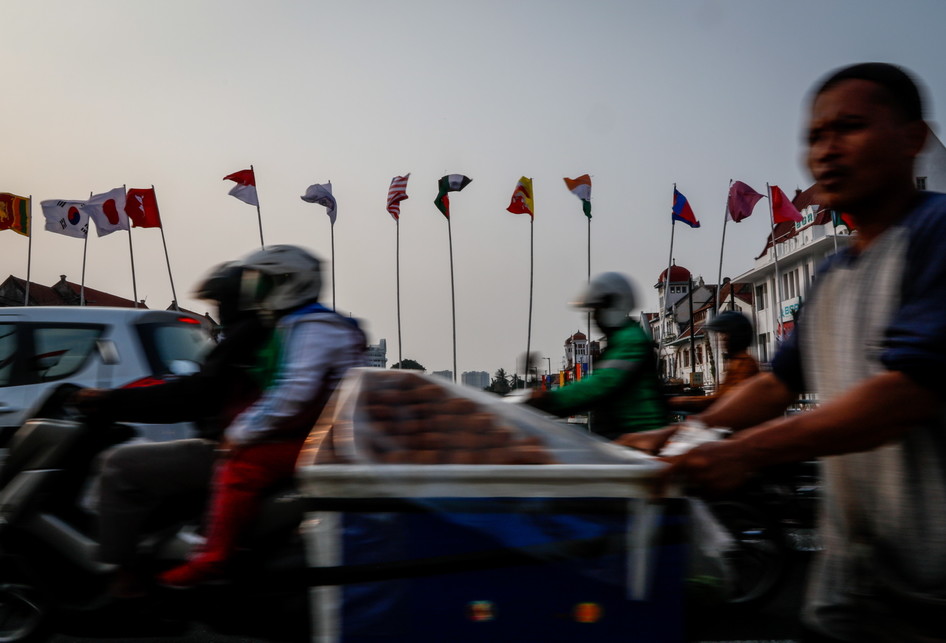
[365,338,387,368]
[461,370,490,389]
[432,370,453,381]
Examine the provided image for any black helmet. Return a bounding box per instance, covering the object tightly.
[194,262,247,327]
[706,311,753,353]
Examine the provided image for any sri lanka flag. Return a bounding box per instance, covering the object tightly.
[672,188,700,228]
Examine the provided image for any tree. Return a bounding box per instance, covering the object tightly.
[509,373,524,390]
[391,358,426,371]
[488,368,511,395]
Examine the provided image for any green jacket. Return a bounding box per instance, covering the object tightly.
[534,322,668,439]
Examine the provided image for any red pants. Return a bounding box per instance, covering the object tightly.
[190,438,305,569]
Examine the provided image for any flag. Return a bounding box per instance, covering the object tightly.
[301,182,338,224]
[770,185,803,223]
[224,168,258,206]
[727,181,764,223]
[84,187,129,237]
[507,177,534,218]
[125,188,162,228]
[41,199,89,238]
[0,193,30,237]
[672,188,700,228]
[387,174,410,221]
[434,174,472,219]
[563,175,592,218]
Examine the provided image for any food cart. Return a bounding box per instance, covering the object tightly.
[297,369,688,643]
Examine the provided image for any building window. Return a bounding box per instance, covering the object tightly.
[917,176,927,190]
[757,333,768,363]
[755,283,767,311]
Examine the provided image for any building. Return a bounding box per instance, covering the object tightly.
[431,370,453,381]
[0,275,144,308]
[365,338,387,368]
[563,330,600,374]
[461,370,490,389]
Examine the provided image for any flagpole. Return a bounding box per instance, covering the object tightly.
[80,232,89,306]
[251,164,264,248]
[526,214,534,386]
[152,186,179,310]
[396,219,403,367]
[715,179,733,316]
[586,213,592,376]
[123,185,139,307]
[447,216,457,382]
[330,221,336,311]
[766,184,784,357]
[662,184,678,379]
[24,196,33,306]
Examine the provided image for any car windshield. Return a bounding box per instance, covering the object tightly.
[137,321,212,376]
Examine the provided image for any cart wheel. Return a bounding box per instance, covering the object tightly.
[709,500,788,607]
[0,585,45,643]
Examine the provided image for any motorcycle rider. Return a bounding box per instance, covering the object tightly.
[526,272,668,439]
[667,311,760,413]
[157,244,366,588]
[77,261,271,599]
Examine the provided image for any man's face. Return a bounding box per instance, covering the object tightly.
[806,79,922,214]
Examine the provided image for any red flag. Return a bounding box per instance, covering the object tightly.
[124,188,162,228]
[224,168,258,206]
[770,185,803,223]
[727,181,764,223]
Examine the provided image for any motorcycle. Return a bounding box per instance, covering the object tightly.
[0,384,310,642]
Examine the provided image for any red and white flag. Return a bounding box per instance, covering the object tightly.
[124,188,162,228]
[224,168,258,206]
[41,199,89,238]
[387,174,410,221]
[84,187,129,237]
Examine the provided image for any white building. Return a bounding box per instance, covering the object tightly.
[365,338,387,368]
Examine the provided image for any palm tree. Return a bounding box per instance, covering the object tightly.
[489,368,511,394]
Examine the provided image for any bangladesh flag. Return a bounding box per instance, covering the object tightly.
[0,193,30,236]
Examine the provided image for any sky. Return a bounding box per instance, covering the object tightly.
[3,1,946,377]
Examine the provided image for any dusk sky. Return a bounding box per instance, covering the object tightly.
[3,1,945,376]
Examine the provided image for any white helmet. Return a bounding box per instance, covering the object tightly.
[237,245,323,313]
[573,272,637,332]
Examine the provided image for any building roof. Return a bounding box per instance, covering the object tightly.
[655,264,691,286]
[1,274,146,308]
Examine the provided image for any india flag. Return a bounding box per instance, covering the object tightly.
[563,175,592,218]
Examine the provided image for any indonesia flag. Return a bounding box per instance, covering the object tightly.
[84,187,129,237]
[224,168,258,206]
[387,174,410,221]
[770,185,804,223]
[41,199,90,238]
[124,188,162,228]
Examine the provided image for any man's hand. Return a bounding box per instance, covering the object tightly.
[612,426,679,455]
[661,438,756,495]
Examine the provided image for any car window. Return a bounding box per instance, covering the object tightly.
[31,325,105,381]
[137,321,211,376]
[0,324,17,387]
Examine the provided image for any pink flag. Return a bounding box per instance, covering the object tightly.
[770,185,803,224]
[727,181,764,223]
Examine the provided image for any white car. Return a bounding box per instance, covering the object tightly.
[0,307,212,444]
